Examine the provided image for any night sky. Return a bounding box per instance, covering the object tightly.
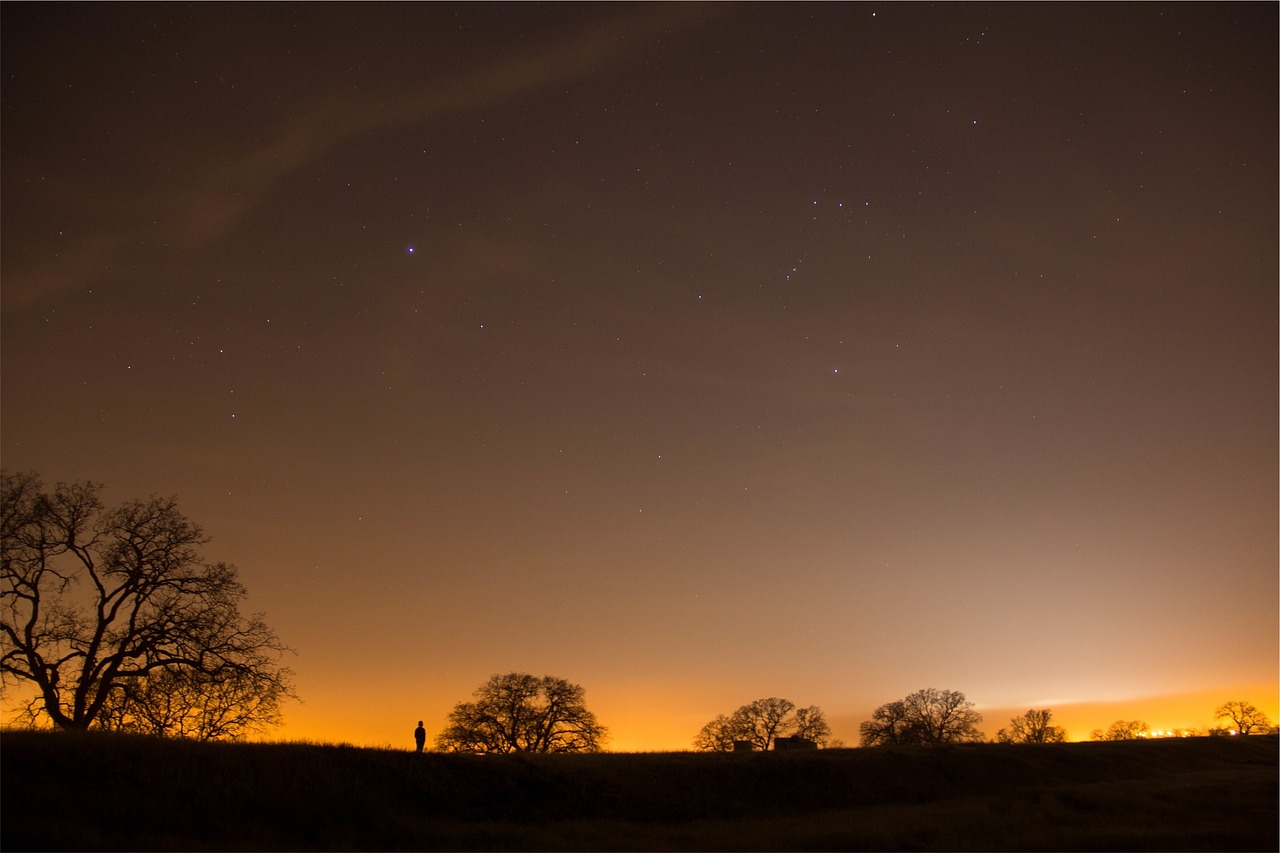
[3,3,1276,750]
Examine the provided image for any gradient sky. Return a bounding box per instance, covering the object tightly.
[3,3,1276,750]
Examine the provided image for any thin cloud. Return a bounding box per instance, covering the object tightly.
[4,4,728,308]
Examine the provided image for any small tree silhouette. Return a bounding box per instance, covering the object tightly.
[694,697,841,751]
[1090,720,1149,741]
[435,672,608,753]
[996,708,1067,744]
[860,688,983,747]
[1214,700,1272,735]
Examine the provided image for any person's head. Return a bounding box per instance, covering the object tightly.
[417,720,423,726]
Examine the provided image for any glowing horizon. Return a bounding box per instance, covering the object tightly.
[240,679,1279,752]
[4,675,1275,752]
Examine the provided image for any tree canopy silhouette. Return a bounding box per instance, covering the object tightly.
[0,471,295,736]
[94,665,289,740]
[1214,699,1272,735]
[859,688,984,747]
[996,708,1067,744]
[694,697,841,750]
[1090,719,1150,741]
[435,672,608,753]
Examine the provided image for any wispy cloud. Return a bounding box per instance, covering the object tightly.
[4,4,727,308]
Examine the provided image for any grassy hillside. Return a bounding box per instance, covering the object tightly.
[3,731,1275,851]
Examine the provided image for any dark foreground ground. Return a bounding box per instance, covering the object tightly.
[3,730,1276,851]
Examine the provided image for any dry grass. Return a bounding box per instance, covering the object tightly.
[3,731,1275,851]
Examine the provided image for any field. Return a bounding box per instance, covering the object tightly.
[3,731,1276,851]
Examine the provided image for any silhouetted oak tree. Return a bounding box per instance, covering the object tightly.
[694,697,841,750]
[435,672,608,753]
[996,708,1067,744]
[1214,700,1272,735]
[859,688,983,746]
[0,471,295,735]
[1090,719,1149,741]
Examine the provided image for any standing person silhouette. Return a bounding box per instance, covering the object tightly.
[414,720,426,753]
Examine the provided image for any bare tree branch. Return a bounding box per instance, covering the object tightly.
[860,688,983,747]
[1,470,296,736]
[996,708,1067,744]
[1214,700,1272,736]
[694,697,841,750]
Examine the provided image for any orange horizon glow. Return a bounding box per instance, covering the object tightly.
[225,680,1278,752]
[4,679,1275,751]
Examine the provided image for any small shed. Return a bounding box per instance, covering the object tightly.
[773,736,817,751]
